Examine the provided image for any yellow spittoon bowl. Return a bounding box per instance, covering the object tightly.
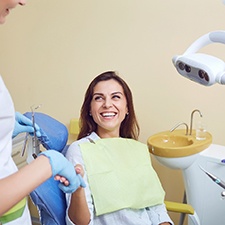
[147,129,212,158]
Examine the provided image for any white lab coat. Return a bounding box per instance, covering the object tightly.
[0,76,32,225]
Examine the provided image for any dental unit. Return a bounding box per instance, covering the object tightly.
[148,108,225,225]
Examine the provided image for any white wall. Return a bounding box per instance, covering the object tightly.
[1,1,225,223]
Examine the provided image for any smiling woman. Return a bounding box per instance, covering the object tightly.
[65,71,174,225]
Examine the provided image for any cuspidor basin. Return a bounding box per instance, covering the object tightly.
[147,129,212,158]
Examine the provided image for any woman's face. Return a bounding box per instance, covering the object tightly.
[90,79,128,138]
[0,0,26,24]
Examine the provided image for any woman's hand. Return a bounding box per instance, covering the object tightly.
[54,164,84,187]
[75,164,84,177]
[54,174,70,186]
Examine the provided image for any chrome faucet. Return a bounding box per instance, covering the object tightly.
[170,122,189,135]
[189,109,203,135]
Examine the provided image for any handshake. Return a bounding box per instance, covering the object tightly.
[40,150,86,193]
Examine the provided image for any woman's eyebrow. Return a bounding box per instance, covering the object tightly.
[111,91,123,95]
[93,93,103,96]
[93,91,123,96]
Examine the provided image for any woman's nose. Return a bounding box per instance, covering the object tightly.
[103,98,112,108]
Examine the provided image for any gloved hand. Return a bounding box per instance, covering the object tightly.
[40,150,86,193]
[12,112,41,138]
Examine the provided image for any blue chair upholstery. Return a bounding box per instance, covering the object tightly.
[24,112,68,152]
[30,177,67,225]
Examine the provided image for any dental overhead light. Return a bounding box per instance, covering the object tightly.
[172,30,225,86]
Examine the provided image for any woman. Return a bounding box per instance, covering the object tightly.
[66,71,174,225]
[0,1,84,224]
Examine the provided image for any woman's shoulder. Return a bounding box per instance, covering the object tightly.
[68,132,99,151]
[74,132,99,143]
[65,132,100,162]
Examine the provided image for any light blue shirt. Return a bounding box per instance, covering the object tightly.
[65,132,174,225]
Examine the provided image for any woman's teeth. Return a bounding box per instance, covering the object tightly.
[102,112,116,117]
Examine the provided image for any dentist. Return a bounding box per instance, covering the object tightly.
[0,0,84,224]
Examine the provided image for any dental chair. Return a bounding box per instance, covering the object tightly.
[28,115,200,225]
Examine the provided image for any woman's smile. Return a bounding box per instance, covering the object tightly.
[100,111,117,118]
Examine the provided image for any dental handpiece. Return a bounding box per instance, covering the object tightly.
[200,166,225,189]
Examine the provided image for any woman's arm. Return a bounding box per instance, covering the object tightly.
[65,140,94,225]
[147,203,174,225]
[0,155,51,215]
[67,165,91,225]
[68,187,91,225]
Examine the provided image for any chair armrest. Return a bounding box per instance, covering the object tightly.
[164,201,194,215]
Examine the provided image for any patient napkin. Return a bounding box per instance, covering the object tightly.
[24,112,68,152]
[80,138,165,216]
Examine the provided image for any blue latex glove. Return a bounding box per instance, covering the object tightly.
[12,112,41,138]
[40,150,86,193]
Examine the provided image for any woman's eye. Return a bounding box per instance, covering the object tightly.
[94,96,103,101]
[112,95,121,99]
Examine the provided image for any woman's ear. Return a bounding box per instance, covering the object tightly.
[126,106,129,115]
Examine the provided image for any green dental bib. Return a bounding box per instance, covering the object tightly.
[80,138,165,216]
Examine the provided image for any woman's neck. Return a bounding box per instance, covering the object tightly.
[97,128,119,138]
